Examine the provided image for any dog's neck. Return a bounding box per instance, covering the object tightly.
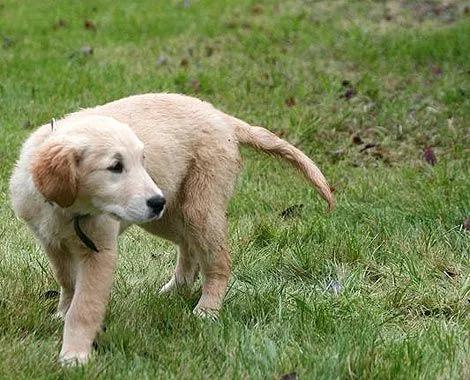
[73,215,99,253]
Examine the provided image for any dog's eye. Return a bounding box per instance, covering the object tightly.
[107,162,123,173]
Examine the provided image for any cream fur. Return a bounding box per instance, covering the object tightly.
[9,93,334,365]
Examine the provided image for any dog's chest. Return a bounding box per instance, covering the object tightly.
[28,205,72,248]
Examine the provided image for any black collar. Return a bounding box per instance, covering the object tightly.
[73,215,99,253]
[43,199,99,253]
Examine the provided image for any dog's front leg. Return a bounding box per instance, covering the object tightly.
[46,246,76,320]
[59,242,117,365]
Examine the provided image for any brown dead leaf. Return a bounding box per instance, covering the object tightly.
[340,88,356,100]
[285,97,296,107]
[180,58,189,67]
[84,20,97,31]
[463,218,470,231]
[423,146,437,165]
[351,134,363,145]
[188,79,200,92]
[431,66,442,77]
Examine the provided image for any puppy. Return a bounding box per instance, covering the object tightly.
[9,93,334,364]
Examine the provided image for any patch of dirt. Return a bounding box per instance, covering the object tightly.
[385,0,468,24]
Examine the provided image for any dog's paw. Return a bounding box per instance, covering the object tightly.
[158,277,176,295]
[53,312,64,321]
[59,351,89,366]
[53,310,67,321]
[192,306,219,321]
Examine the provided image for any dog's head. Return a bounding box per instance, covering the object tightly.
[30,115,165,223]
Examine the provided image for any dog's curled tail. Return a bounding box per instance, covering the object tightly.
[232,117,335,211]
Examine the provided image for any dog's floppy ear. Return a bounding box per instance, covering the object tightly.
[31,139,80,208]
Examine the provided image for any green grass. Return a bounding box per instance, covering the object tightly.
[1,0,469,378]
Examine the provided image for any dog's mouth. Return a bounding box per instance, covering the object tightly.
[95,196,166,224]
[109,212,121,221]
[107,208,164,224]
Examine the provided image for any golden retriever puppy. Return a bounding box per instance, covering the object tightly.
[9,93,334,365]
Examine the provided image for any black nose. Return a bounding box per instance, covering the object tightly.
[147,195,166,217]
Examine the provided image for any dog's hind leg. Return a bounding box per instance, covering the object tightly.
[159,242,199,294]
[180,162,238,318]
[190,212,231,318]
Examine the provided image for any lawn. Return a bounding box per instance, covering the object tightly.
[1,0,469,378]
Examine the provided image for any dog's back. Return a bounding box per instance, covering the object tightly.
[72,93,333,209]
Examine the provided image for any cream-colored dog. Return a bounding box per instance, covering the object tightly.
[9,93,334,365]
